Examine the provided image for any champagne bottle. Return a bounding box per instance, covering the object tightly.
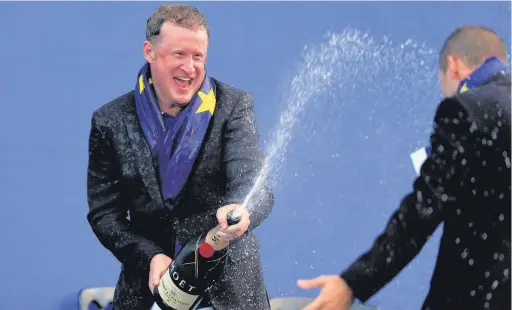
[153,210,242,310]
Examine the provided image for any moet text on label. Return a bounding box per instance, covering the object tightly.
[169,262,197,293]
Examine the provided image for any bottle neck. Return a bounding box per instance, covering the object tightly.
[204,226,230,251]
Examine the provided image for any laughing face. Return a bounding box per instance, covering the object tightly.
[143,21,208,108]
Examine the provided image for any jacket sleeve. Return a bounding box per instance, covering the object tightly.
[223,92,274,231]
[86,111,165,271]
[341,97,473,302]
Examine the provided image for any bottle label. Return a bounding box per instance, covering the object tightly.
[205,227,229,251]
[159,265,199,309]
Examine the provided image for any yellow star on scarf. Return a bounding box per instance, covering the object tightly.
[459,83,469,93]
[138,75,145,94]
[196,89,216,115]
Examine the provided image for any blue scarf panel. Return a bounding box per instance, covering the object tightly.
[134,63,216,202]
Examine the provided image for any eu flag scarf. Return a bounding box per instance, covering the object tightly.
[457,56,510,94]
[134,62,216,202]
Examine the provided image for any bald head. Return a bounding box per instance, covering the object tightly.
[437,25,509,98]
[439,25,508,73]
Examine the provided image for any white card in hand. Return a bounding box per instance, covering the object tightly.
[410,146,431,175]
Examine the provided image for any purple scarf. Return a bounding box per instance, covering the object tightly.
[134,62,216,202]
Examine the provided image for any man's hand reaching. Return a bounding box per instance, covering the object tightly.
[297,275,354,310]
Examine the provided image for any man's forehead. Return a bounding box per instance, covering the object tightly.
[159,21,207,37]
[155,25,207,48]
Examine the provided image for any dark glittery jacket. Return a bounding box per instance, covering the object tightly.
[341,73,511,310]
[86,78,274,310]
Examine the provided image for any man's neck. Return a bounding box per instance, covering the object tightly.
[151,83,184,117]
[160,102,182,117]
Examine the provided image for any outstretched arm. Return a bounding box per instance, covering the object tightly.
[222,92,274,231]
[341,97,473,302]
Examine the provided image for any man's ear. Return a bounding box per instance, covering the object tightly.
[142,41,156,63]
[446,55,462,80]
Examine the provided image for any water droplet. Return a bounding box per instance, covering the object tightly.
[461,250,468,259]
[491,130,498,140]
[492,280,499,290]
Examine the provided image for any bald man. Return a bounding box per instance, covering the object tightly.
[298,25,511,310]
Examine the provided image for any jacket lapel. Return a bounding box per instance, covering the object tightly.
[124,104,165,207]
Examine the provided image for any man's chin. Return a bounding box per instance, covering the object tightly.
[168,93,192,106]
[171,89,200,106]
[174,95,194,106]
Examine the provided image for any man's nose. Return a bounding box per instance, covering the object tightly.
[181,58,195,75]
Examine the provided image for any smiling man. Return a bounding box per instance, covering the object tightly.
[86,4,274,310]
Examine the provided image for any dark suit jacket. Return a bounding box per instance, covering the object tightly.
[86,78,274,310]
[341,73,511,310]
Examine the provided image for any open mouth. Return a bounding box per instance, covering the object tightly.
[174,77,192,89]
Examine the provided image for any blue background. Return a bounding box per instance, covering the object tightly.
[0,2,510,310]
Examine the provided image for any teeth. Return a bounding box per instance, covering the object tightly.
[176,77,191,81]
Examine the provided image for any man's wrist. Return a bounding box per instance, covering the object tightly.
[148,251,166,266]
[339,273,356,302]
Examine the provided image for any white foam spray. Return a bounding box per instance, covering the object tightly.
[242,28,439,214]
